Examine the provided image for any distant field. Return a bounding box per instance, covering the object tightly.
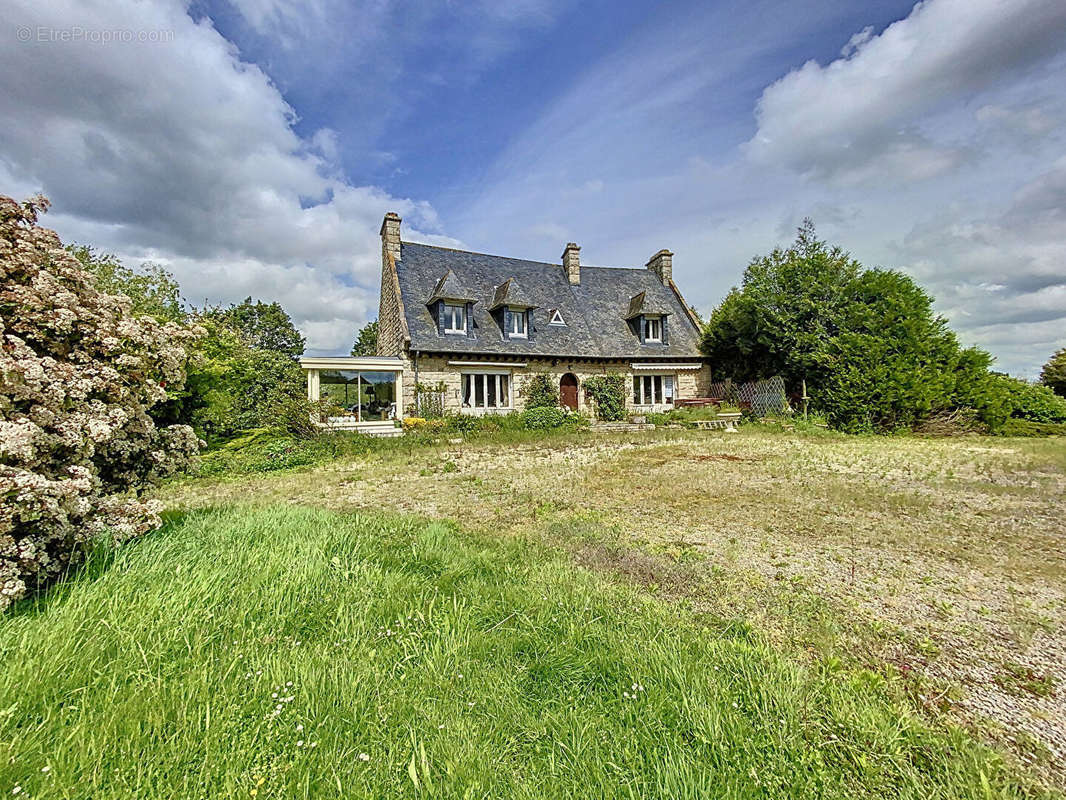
[2,428,1063,797]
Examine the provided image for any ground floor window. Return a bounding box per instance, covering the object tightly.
[319,370,397,421]
[632,373,674,406]
[462,372,511,410]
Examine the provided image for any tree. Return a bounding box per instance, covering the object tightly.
[153,315,305,444]
[207,297,305,359]
[68,245,184,322]
[351,320,379,357]
[821,270,1003,432]
[0,195,200,610]
[1041,347,1066,397]
[701,221,1006,433]
[700,219,860,386]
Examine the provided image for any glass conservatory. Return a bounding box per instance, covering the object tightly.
[298,356,406,436]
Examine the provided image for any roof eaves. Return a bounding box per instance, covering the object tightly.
[667,278,703,333]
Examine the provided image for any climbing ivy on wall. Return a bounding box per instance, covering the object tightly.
[522,373,559,409]
[583,375,626,421]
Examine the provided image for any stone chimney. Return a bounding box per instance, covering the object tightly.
[380,212,401,263]
[562,242,581,285]
[646,249,673,285]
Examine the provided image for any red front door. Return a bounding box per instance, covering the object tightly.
[560,373,578,410]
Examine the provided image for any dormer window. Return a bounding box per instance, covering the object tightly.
[443,303,466,334]
[643,315,662,343]
[507,307,528,338]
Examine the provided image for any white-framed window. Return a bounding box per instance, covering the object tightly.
[549,309,566,326]
[461,372,512,411]
[443,303,466,334]
[507,307,528,338]
[643,315,662,343]
[632,373,674,406]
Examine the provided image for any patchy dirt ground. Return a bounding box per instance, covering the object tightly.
[159,428,1066,788]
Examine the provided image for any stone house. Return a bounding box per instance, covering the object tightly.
[375,212,711,417]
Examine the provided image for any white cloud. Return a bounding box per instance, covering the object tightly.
[892,159,1066,376]
[840,26,873,58]
[746,0,1066,185]
[0,0,457,354]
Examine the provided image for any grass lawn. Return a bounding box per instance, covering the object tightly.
[0,504,1042,799]
[3,427,1064,797]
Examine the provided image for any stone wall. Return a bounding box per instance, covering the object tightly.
[376,248,406,357]
[677,363,713,398]
[400,355,712,416]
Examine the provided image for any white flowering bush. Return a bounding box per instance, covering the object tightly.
[0,194,201,610]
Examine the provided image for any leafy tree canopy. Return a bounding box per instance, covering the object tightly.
[351,320,379,356]
[205,297,305,359]
[68,244,184,322]
[153,314,305,443]
[700,221,1006,432]
[700,220,861,386]
[1041,347,1066,397]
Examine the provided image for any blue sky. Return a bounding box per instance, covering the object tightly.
[2,0,1065,375]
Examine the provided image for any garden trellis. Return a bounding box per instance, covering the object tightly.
[709,376,790,417]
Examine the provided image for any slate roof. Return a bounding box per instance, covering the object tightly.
[427,269,475,303]
[395,242,703,359]
[490,278,536,310]
[625,290,672,319]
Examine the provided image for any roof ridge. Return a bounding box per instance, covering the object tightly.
[402,240,652,273]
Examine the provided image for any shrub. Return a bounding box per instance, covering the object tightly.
[274,396,345,439]
[583,375,626,421]
[522,374,559,409]
[521,407,587,430]
[402,417,448,434]
[0,195,200,610]
[445,413,484,435]
[996,375,1066,423]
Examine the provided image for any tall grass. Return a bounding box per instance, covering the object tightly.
[0,506,1041,798]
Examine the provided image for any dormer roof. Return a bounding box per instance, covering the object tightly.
[489,278,537,311]
[427,269,476,304]
[625,290,672,320]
